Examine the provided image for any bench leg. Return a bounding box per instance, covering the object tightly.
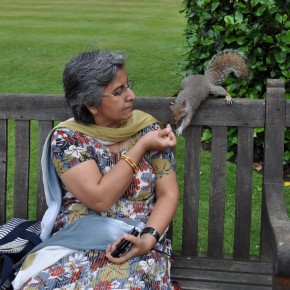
[275,276,290,289]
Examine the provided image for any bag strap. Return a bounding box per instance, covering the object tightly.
[0,253,13,288]
[0,220,41,247]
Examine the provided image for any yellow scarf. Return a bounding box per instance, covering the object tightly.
[55,110,160,142]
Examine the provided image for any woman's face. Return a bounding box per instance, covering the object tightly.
[92,67,136,128]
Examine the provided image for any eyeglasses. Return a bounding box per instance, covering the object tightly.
[103,80,134,98]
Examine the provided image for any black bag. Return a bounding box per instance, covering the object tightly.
[0,218,42,290]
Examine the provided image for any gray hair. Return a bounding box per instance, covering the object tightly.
[63,50,126,123]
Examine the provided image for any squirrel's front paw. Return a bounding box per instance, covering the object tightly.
[225,95,233,105]
[175,127,184,136]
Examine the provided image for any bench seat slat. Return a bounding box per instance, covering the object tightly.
[171,267,272,287]
[172,255,273,274]
[172,254,273,289]
[172,280,271,290]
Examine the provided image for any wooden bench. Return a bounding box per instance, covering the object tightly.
[1,79,290,289]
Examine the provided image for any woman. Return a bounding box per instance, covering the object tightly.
[13,50,179,289]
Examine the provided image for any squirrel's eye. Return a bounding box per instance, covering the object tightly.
[180,109,184,113]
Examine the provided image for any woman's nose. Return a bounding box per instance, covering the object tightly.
[125,87,136,101]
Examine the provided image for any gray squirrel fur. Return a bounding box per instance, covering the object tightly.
[170,49,249,135]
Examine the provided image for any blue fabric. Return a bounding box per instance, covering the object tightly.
[31,215,143,254]
[15,215,144,270]
[40,130,63,241]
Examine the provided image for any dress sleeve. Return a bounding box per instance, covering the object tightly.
[50,128,94,176]
[142,123,176,180]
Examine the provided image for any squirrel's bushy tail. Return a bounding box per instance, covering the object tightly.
[205,49,249,85]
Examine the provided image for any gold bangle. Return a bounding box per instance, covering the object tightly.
[120,155,139,174]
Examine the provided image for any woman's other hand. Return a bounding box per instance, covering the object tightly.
[105,232,156,264]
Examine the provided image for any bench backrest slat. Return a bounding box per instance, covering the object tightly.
[182,126,202,256]
[1,94,71,121]
[14,120,30,218]
[234,127,254,260]
[0,120,7,223]
[207,126,228,258]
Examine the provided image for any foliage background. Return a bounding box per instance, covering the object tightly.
[180,0,290,165]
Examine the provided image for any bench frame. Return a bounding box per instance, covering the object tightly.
[1,79,289,289]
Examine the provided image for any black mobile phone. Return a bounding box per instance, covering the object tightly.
[111,227,139,258]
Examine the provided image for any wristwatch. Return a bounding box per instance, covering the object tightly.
[140,227,160,243]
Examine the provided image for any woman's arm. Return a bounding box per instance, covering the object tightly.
[59,125,176,212]
[136,172,179,253]
[106,172,179,264]
[142,171,179,239]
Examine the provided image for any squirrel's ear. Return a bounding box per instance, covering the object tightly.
[182,99,187,106]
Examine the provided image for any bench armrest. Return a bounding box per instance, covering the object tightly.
[264,182,290,277]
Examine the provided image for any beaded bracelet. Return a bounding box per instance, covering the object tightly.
[120,155,139,174]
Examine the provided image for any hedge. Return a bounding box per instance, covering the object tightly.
[180,0,290,166]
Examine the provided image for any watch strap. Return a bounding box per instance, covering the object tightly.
[140,227,160,243]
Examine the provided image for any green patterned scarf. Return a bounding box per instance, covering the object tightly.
[55,110,160,142]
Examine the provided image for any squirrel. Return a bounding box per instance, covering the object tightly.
[170,49,249,135]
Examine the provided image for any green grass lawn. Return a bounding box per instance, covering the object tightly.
[1,0,289,257]
[0,0,185,96]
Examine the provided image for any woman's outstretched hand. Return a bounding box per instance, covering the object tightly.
[140,124,176,152]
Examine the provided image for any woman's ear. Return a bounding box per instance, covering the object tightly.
[85,105,98,116]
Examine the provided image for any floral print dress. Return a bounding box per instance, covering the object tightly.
[22,123,178,290]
